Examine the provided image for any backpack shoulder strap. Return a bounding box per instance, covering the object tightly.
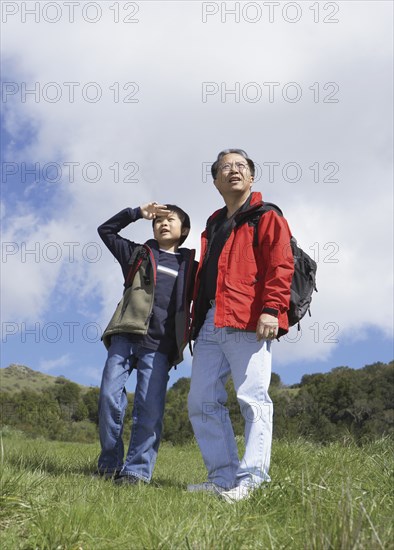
[259,202,283,217]
[250,202,283,247]
[124,244,150,288]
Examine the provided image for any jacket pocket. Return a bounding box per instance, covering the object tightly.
[224,277,258,294]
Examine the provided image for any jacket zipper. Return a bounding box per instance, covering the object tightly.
[182,250,196,343]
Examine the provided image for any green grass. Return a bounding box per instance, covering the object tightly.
[1,431,393,549]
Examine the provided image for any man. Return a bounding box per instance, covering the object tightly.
[187,149,294,502]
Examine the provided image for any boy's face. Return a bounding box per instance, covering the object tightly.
[153,211,188,249]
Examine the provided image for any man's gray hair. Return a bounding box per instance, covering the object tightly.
[211,149,255,179]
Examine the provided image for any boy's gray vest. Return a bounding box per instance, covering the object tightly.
[102,245,154,349]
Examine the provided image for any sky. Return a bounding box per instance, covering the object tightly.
[1,0,393,391]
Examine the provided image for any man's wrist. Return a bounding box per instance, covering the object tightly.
[262,307,279,317]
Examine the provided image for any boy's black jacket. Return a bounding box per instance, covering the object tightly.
[98,207,197,366]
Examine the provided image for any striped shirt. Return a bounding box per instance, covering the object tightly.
[130,248,181,355]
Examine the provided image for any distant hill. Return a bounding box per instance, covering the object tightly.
[0,364,90,393]
[1,361,392,445]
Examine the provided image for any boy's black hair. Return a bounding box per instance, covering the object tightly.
[152,204,191,246]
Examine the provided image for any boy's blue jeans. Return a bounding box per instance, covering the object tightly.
[97,333,169,482]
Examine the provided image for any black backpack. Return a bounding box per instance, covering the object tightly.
[246,202,318,331]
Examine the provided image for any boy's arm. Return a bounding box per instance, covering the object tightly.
[97,207,142,265]
[97,203,171,265]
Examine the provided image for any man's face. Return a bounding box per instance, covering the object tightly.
[153,211,188,248]
[214,153,254,197]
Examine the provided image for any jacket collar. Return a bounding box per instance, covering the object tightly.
[145,238,194,262]
[206,191,264,229]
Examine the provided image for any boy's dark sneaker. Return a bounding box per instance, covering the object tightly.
[114,475,142,486]
[92,470,121,480]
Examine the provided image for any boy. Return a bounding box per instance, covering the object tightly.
[96,201,196,484]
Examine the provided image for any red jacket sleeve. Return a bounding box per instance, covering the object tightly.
[258,210,294,314]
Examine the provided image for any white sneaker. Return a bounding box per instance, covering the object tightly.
[187,482,226,494]
[220,484,255,503]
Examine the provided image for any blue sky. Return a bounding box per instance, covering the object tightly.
[1,0,393,390]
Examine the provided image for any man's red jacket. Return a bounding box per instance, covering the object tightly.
[191,192,294,338]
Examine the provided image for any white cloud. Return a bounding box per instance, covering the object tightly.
[39,353,72,373]
[1,1,393,376]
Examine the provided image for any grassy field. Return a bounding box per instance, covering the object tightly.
[1,430,393,550]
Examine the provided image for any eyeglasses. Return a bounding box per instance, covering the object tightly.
[219,162,249,173]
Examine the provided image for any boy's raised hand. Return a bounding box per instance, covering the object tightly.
[140,202,171,220]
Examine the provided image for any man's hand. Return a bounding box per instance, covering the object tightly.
[140,202,171,220]
[256,313,279,341]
